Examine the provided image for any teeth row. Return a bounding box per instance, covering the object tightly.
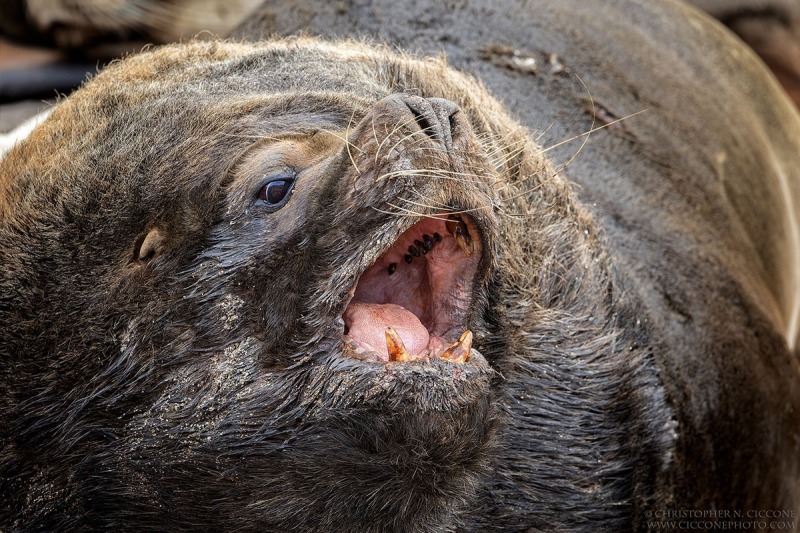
[389,232,442,274]
[386,215,475,276]
[385,327,473,364]
[405,233,440,261]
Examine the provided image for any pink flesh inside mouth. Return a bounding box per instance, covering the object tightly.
[342,214,481,363]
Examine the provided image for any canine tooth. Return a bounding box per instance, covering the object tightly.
[446,215,474,257]
[445,215,460,238]
[440,330,473,363]
[385,327,414,362]
[455,232,474,257]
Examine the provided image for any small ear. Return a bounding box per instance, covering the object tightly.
[135,227,166,264]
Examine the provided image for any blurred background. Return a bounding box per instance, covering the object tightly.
[1,0,798,135]
[0,0,262,132]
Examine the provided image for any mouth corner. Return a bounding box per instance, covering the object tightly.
[339,211,488,365]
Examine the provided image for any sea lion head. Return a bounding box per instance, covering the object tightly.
[1,38,654,530]
[0,38,503,529]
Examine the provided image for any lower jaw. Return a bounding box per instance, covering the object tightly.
[304,354,499,457]
[326,346,496,413]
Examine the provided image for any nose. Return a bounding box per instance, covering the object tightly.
[395,94,462,152]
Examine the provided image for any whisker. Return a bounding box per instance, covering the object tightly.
[373,202,495,219]
[374,168,484,184]
[344,108,362,191]
[401,191,455,211]
[536,110,646,158]
[535,123,555,142]
[370,204,432,217]
[374,115,419,163]
[384,126,436,163]
[402,194,498,216]
[317,128,365,155]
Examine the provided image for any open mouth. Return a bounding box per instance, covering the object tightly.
[342,213,483,363]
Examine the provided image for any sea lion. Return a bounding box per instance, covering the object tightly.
[1,0,799,532]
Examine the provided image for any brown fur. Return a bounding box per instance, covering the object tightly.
[0,39,659,530]
[2,1,800,529]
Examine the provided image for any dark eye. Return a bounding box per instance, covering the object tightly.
[256,174,296,209]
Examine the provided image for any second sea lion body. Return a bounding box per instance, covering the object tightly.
[236,0,800,511]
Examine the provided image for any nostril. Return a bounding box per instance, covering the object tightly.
[412,109,435,138]
[401,95,461,151]
[448,111,459,136]
[402,95,439,140]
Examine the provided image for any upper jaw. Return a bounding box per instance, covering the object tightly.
[339,210,488,365]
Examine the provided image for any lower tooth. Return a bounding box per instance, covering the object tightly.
[440,330,473,363]
[385,327,414,362]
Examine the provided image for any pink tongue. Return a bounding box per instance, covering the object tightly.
[343,302,430,357]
